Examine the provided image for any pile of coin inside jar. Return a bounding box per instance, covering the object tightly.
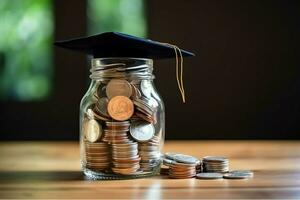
[162,153,253,179]
[82,76,162,176]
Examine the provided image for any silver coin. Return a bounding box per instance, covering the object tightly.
[203,156,228,162]
[131,84,142,99]
[83,119,102,143]
[86,108,95,120]
[106,79,132,99]
[133,99,154,115]
[223,172,253,179]
[164,152,177,160]
[130,121,155,142]
[230,170,253,176]
[140,80,152,98]
[173,154,200,165]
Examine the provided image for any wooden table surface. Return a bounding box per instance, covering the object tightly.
[0,141,300,199]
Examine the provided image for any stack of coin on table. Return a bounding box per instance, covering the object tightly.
[161,152,253,179]
[202,156,229,173]
[82,77,161,175]
[162,153,201,179]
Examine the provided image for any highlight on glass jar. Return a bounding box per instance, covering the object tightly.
[54,32,195,180]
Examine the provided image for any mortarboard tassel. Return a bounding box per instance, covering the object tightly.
[161,43,186,103]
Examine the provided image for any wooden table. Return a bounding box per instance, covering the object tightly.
[0,141,300,199]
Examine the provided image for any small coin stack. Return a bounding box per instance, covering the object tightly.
[103,121,141,175]
[163,153,200,179]
[202,156,229,173]
[138,135,161,171]
[84,141,110,171]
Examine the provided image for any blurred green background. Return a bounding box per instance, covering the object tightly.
[0,0,146,101]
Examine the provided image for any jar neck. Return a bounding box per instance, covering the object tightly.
[90,58,154,81]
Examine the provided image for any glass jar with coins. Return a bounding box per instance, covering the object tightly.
[79,58,165,179]
[54,32,194,180]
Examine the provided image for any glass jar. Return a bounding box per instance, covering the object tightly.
[80,58,165,180]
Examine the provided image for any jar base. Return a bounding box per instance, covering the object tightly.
[83,166,161,180]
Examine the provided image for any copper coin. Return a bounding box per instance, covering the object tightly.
[107,96,134,121]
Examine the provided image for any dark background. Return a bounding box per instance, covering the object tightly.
[1,0,299,140]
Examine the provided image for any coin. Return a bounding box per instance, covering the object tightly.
[160,165,170,175]
[106,79,132,99]
[135,111,156,124]
[173,154,200,165]
[203,156,229,173]
[96,97,110,117]
[165,152,200,165]
[138,136,161,171]
[130,121,155,142]
[196,172,223,179]
[96,84,107,98]
[164,152,177,160]
[163,158,176,166]
[84,141,110,171]
[203,156,228,162]
[164,152,198,179]
[103,121,141,175]
[83,119,101,143]
[87,104,111,121]
[230,170,253,176]
[131,83,142,99]
[107,96,134,121]
[169,163,197,179]
[140,80,152,98]
[223,172,253,179]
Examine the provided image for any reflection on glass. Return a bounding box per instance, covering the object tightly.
[0,0,53,101]
[87,0,147,37]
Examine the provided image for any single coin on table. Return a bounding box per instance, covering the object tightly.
[223,172,253,179]
[107,96,134,121]
[130,121,155,142]
[229,170,254,176]
[196,172,224,179]
[106,79,132,99]
[83,119,102,143]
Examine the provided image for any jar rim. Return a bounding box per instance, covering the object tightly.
[92,57,153,62]
[91,57,153,69]
[90,57,154,80]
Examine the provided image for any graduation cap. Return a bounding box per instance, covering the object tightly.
[54,32,194,102]
[54,32,194,59]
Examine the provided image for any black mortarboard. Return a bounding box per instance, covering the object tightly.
[54,32,195,59]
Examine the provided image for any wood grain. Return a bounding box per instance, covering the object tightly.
[0,141,300,199]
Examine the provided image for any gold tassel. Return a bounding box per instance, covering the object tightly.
[160,43,186,103]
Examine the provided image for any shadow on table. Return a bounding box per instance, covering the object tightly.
[0,171,84,182]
